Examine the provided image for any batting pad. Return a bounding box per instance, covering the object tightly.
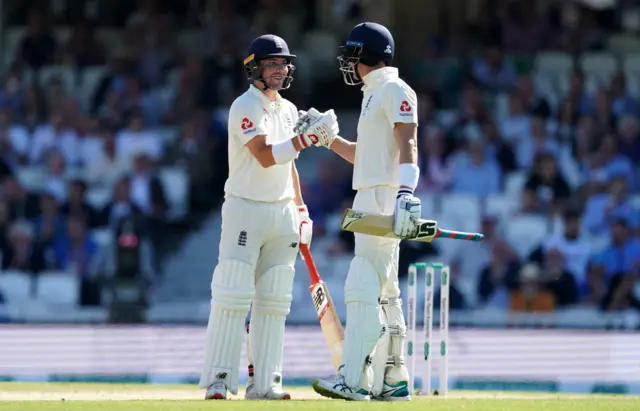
[199,259,255,394]
[250,265,295,395]
[342,256,383,389]
[371,297,407,396]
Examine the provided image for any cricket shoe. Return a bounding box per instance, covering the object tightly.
[204,380,227,400]
[371,380,411,401]
[312,374,370,401]
[244,384,291,400]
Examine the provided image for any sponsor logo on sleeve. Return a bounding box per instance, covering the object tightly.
[241,118,256,134]
[399,100,413,116]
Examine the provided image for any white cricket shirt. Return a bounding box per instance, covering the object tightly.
[353,67,418,190]
[225,86,298,202]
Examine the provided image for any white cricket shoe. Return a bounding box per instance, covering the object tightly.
[312,374,371,401]
[245,384,291,400]
[204,380,227,400]
[371,380,411,401]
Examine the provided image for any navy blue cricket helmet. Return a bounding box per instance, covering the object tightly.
[338,22,395,85]
[244,34,296,90]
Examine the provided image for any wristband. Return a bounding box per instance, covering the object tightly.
[398,163,420,193]
[272,138,298,165]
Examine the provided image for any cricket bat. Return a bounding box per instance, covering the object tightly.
[340,208,484,242]
[300,244,343,371]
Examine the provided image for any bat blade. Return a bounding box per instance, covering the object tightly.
[300,244,343,371]
[340,209,483,243]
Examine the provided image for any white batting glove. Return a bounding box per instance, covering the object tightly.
[294,108,321,133]
[297,205,313,258]
[393,190,421,239]
[295,109,339,149]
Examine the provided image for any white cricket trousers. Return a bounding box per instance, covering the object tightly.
[352,186,401,299]
[218,195,300,271]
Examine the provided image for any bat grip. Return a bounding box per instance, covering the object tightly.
[300,244,322,284]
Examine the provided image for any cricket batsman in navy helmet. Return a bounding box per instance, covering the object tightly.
[198,34,339,400]
[304,22,421,401]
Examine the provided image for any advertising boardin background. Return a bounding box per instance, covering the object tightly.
[0,325,637,394]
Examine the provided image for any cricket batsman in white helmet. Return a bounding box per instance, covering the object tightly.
[198,34,339,400]
[306,22,421,401]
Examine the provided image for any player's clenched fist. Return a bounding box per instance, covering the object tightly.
[393,191,421,239]
[295,108,339,149]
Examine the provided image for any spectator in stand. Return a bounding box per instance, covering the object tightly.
[617,115,640,166]
[522,152,571,215]
[2,176,39,221]
[554,98,579,145]
[31,192,66,248]
[583,176,635,238]
[0,106,29,165]
[419,126,452,193]
[565,69,594,116]
[30,109,79,167]
[534,209,591,297]
[16,9,57,70]
[510,263,555,312]
[1,220,46,273]
[593,218,640,284]
[471,45,517,92]
[539,248,578,307]
[584,134,635,191]
[608,72,638,118]
[60,180,100,229]
[499,92,531,145]
[52,215,101,306]
[477,240,521,308]
[515,75,550,118]
[516,116,561,170]
[449,132,501,197]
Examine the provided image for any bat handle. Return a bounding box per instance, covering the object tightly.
[436,229,484,242]
[300,244,323,284]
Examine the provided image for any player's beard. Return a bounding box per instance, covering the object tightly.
[264,74,286,90]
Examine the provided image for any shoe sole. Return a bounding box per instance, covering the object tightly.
[311,380,368,401]
[244,393,292,400]
[205,393,225,400]
[371,395,412,402]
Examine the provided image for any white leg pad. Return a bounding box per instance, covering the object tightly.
[370,305,390,396]
[199,259,255,394]
[342,256,384,389]
[371,297,407,395]
[249,265,295,396]
[384,298,407,362]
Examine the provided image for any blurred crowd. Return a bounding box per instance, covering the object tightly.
[0,0,638,316]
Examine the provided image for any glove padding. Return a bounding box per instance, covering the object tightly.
[294,108,321,133]
[297,205,313,258]
[393,192,421,239]
[295,108,338,149]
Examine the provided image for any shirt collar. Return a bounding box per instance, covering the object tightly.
[362,67,398,90]
[248,85,282,107]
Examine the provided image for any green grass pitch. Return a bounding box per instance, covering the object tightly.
[0,382,638,410]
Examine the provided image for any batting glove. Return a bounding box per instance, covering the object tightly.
[295,109,339,149]
[297,205,313,259]
[393,191,421,239]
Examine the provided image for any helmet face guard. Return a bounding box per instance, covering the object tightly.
[338,41,364,86]
[244,53,296,90]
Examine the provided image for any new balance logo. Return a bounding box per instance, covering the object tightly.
[313,287,325,312]
[238,230,247,246]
